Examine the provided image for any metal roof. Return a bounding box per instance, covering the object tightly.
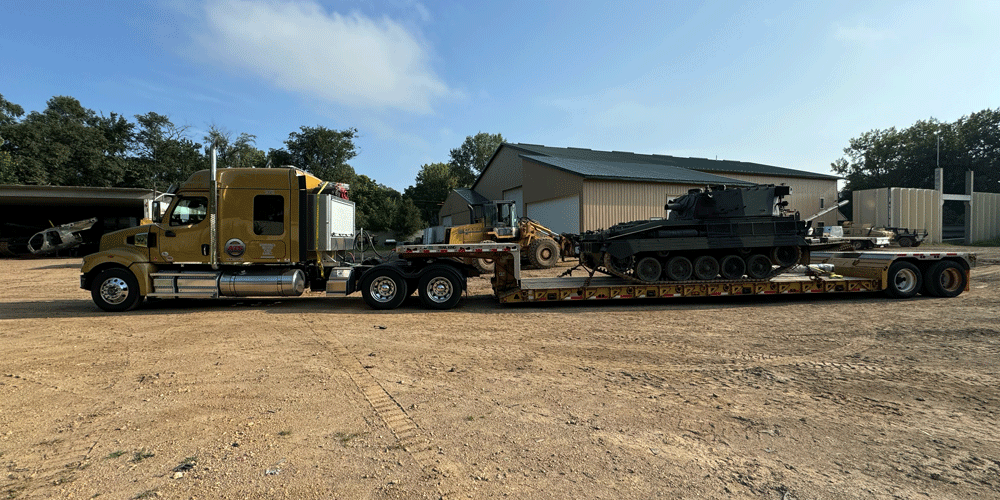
[520,155,755,186]
[453,187,490,205]
[504,143,840,181]
[0,184,154,207]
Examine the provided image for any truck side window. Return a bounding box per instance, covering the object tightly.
[169,197,208,226]
[254,195,284,235]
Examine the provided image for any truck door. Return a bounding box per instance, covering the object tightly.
[151,194,211,264]
[217,188,291,263]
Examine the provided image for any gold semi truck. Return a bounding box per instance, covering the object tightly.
[80,164,491,311]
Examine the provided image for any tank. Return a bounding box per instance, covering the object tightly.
[577,184,811,282]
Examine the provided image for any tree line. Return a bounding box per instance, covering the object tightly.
[0,93,504,237]
[832,108,1000,195]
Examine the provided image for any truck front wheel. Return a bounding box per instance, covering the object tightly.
[360,267,408,310]
[92,268,143,312]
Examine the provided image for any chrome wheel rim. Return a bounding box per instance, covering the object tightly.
[425,277,454,303]
[99,277,130,305]
[369,277,397,303]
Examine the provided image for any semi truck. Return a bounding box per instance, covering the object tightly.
[80,165,975,312]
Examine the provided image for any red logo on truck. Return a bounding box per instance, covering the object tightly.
[225,238,246,258]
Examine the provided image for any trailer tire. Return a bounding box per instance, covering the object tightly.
[885,261,922,299]
[528,238,560,268]
[360,267,408,310]
[921,260,966,298]
[92,267,143,312]
[418,266,464,310]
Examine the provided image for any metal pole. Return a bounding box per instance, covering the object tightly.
[210,145,218,270]
[936,134,940,169]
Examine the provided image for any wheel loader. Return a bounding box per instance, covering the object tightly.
[440,200,574,272]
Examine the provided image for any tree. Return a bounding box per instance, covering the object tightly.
[0,96,133,186]
[404,162,457,225]
[272,126,358,183]
[202,126,266,169]
[351,174,402,232]
[832,109,1000,194]
[448,132,504,187]
[130,112,204,189]
[389,197,424,238]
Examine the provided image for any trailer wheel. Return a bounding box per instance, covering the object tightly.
[528,238,560,268]
[746,254,773,279]
[897,236,915,247]
[635,257,662,282]
[884,261,922,299]
[720,255,746,280]
[921,260,966,297]
[665,256,693,281]
[92,267,143,312]
[418,266,464,309]
[693,256,719,280]
[360,267,408,310]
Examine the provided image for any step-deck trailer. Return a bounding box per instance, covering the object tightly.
[384,244,974,308]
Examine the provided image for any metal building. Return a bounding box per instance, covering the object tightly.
[440,143,841,234]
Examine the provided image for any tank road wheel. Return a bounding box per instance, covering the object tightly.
[607,254,635,274]
[361,267,408,310]
[921,260,966,298]
[665,256,693,281]
[528,238,560,268]
[771,246,802,267]
[897,235,915,247]
[693,255,720,280]
[471,240,496,274]
[418,266,464,310]
[884,261,922,299]
[92,267,143,312]
[719,255,746,280]
[746,254,773,279]
[635,257,663,282]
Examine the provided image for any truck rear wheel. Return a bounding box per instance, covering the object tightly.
[528,238,559,268]
[884,261,922,299]
[418,266,464,310]
[92,267,143,312]
[921,260,965,297]
[360,267,408,310]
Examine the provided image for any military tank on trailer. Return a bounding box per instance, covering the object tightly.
[577,184,811,282]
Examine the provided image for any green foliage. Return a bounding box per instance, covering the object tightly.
[390,197,424,238]
[352,174,402,232]
[272,126,358,183]
[448,132,504,187]
[130,112,204,189]
[833,109,1000,194]
[404,162,457,225]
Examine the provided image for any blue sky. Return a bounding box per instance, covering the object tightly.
[3,0,998,191]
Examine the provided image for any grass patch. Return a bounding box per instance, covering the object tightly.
[278,430,292,436]
[132,490,158,500]
[332,432,360,446]
[105,450,126,460]
[131,449,155,463]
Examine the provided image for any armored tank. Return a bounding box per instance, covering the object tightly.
[577,184,810,282]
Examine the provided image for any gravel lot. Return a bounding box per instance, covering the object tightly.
[2,246,999,499]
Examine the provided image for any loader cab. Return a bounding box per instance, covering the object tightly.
[484,200,518,238]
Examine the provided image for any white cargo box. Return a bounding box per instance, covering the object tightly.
[310,194,355,251]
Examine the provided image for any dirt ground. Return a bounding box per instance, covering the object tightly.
[2,247,1000,500]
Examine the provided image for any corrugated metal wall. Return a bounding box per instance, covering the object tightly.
[853,188,967,243]
[581,180,694,231]
[972,192,1000,242]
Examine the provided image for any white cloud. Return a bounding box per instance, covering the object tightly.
[197,0,455,113]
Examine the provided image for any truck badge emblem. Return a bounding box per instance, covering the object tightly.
[225,238,246,257]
